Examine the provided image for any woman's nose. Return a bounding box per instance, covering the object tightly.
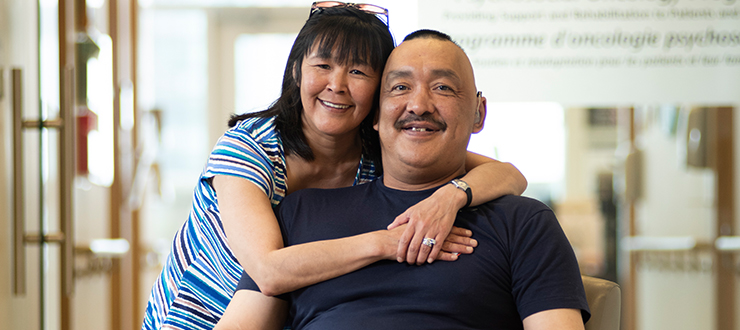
[327,71,348,93]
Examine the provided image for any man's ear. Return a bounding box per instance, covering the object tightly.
[472,96,486,133]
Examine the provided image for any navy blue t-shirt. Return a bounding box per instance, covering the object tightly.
[238,178,590,330]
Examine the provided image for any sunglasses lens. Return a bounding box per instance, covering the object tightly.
[356,4,387,15]
[310,1,389,25]
[314,1,344,9]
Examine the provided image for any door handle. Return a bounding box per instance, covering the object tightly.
[11,66,76,297]
[12,68,25,295]
[60,66,75,296]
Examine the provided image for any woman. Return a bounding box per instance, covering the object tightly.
[143,3,526,330]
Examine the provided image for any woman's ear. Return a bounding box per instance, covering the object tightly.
[293,63,300,87]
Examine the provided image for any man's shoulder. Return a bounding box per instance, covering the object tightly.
[478,194,552,214]
[465,194,555,229]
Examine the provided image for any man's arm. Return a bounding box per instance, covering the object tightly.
[522,308,585,330]
[214,290,288,330]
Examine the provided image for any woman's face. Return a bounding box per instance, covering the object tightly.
[299,44,380,139]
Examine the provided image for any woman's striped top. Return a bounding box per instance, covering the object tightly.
[142,116,377,330]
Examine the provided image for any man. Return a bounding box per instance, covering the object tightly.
[219,29,590,330]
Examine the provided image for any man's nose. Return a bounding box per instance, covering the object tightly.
[406,89,435,115]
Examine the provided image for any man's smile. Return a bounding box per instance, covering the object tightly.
[394,114,447,133]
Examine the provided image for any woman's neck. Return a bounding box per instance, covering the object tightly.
[285,128,363,194]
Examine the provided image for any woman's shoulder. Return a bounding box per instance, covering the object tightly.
[227,116,280,144]
[231,115,276,134]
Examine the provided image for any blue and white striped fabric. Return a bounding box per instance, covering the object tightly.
[142,116,377,330]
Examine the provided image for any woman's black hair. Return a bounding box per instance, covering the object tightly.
[228,7,394,172]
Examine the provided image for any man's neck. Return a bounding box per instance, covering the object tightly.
[381,166,466,191]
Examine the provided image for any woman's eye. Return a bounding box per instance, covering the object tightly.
[316,64,330,69]
[349,69,366,76]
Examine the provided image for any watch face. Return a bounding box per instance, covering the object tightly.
[453,179,469,190]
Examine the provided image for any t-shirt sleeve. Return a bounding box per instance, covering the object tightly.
[235,269,261,292]
[203,126,277,199]
[509,207,591,323]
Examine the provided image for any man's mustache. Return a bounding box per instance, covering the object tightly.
[393,113,447,131]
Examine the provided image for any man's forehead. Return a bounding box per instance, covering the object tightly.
[384,38,470,82]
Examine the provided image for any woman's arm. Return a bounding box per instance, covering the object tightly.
[214,175,473,296]
[463,151,528,201]
[388,152,527,264]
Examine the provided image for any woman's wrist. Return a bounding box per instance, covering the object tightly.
[436,183,468,210]
[369,230,401,260]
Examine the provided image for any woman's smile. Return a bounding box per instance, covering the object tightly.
[319,98,352,111]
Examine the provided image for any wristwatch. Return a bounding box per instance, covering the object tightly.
[450,179,473,208]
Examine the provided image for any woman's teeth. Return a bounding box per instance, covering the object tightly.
[323,100,350,109]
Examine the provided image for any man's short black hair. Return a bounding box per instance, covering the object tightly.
[403,29,466,53]
[403,29,453,42]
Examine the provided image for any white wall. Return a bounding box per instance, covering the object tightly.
[417,0,740,105]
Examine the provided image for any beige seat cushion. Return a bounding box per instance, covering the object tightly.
[582,276,621,330]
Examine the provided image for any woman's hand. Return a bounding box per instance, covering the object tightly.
[387,183,476,264]
[386,152,525,265]
[382,222,476,263]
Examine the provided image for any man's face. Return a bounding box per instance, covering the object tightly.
[375,37,485,178]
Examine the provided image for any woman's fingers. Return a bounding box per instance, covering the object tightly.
[396,227,476,264]
[395,225,413,263]
[388,213,410,230]
[406,226,425,265]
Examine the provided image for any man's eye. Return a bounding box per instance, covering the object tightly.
[435,85,453,91]
[391,85,408,91]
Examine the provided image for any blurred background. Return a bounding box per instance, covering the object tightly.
[0,0,739,329]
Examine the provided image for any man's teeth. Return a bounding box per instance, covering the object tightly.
[409,127,432,132]
[323,100,350,109]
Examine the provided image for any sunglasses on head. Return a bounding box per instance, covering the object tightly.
[310,1,389,26]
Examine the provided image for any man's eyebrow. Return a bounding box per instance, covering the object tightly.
[384,69,413,82]
[384,68,461,83]
[430,69,461,82]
